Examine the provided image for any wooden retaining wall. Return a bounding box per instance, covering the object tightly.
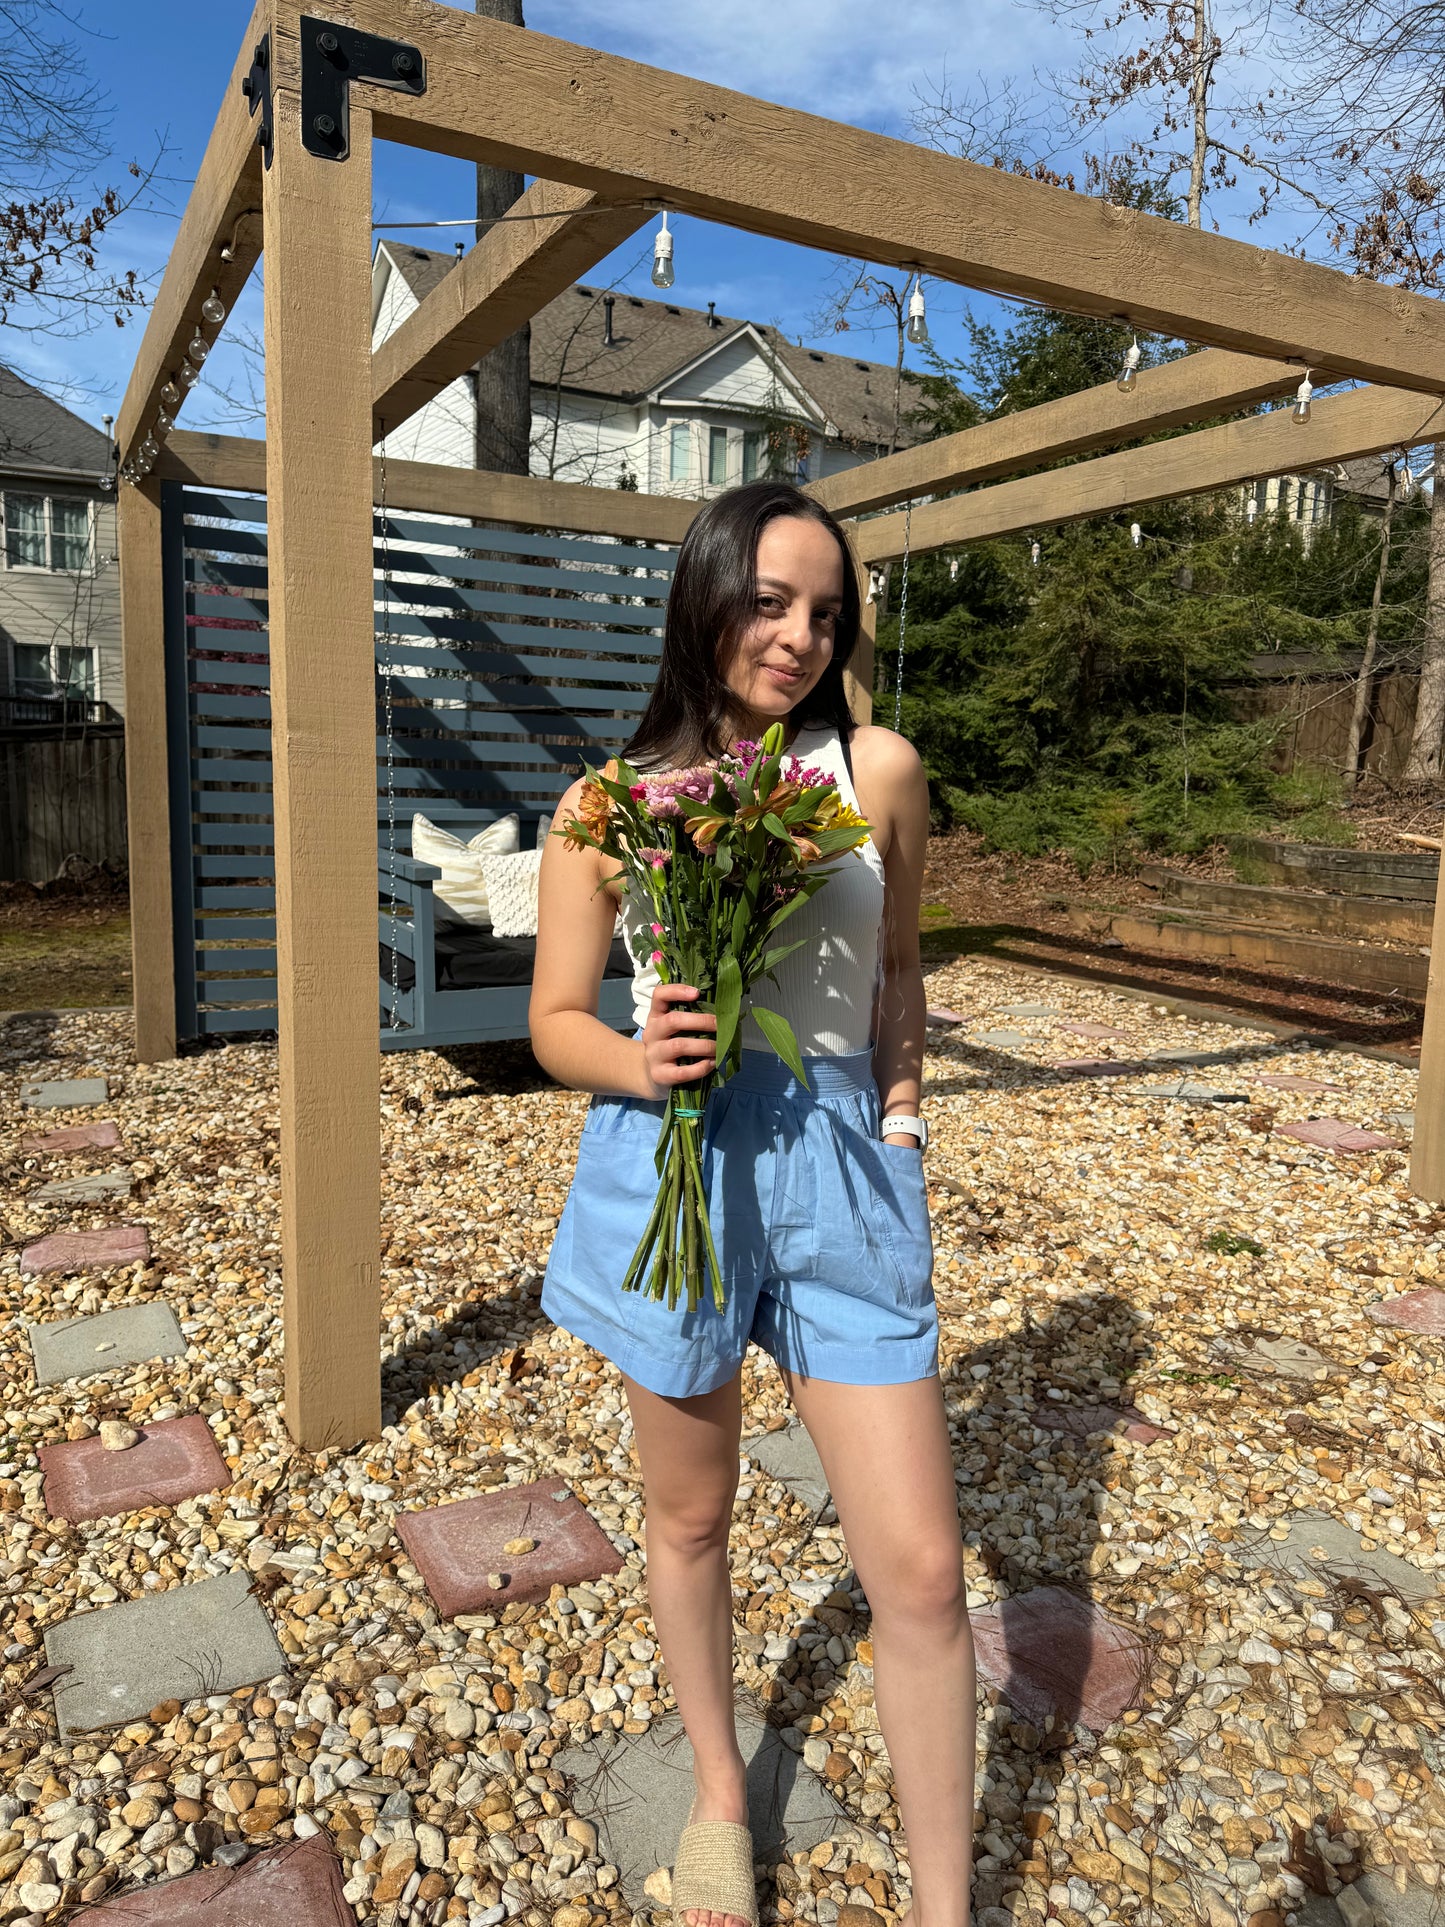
[1141,866,1434,943]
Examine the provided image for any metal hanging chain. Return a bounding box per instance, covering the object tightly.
[893,496,913,735]
[379,421,401,1031]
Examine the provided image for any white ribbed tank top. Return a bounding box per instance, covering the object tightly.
[619,722,888,1057]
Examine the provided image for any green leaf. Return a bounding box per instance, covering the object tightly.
[713,840,733,877]
[751,1005,809,1084]
[759,936,808,975]
[713,949,742,1064]
[809,824,872,857]
[762,812,793,839]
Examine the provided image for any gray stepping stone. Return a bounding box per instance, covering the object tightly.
[1300,1873,1439,1927]
[1389,1111,1416,1134]
[29,1301,184,1386]
[555,1708,843,1895]
[1214,1334,1341,1382]
[745,1423,829,1512]
[20,1076,108,1109]
[45,1570,286,1736]
[1150,1079,1247,1103]
[1233,1507,1437,1606]
[34,1168,133,1203]
[1060,1020,1131,1040]
[974,1028,1030,1049]
[20,1224,149,1275]
[1002,1003,1058,1017]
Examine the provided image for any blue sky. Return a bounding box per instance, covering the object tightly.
[30,0,1041,436]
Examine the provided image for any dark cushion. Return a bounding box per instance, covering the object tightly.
[381,928,633,996]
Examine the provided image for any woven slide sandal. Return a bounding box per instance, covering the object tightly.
[671,1806,760,1927]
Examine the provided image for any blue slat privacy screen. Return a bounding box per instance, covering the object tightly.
[167,485,675,1038]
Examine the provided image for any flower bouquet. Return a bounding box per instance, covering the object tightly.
[558,722,871,1313]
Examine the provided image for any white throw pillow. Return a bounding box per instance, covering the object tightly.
[479,847,544,938]
[410,812,519,925]
[535,811,554,849]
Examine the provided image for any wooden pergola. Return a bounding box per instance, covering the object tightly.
[118,0,1445,1449]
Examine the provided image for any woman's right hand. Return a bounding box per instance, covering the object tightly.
[640,982,718,1099]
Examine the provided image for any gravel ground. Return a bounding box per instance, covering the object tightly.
[1,961,1443,1927]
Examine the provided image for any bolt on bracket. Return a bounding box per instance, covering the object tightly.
[300,15,427,162]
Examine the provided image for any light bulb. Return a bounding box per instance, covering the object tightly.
[1292,370,1313,424]
[187,332,209,364]
[140,434,158,460]
[1399,460,1416,500]
[949,557,959,581]
[1246,496,1258,524]
[1117,337,1142,392]
[1030,540,1041,567]
[156,407,174,432]
[178,360,199,389]
[650,213,674,289]
[160,380,180,410]
[1130,522,1142,547]
[201,288,226,325]
[98,472,115,492]
[905,278,928,346]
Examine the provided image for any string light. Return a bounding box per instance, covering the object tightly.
[200,288,226,326]
[1030,539,1041,567]
[159,380,180,410]
[1130,522,1142,547]
[1245,495,1259,525]
[1117,335,1142,393]
[156,407,175,432]
[139,434,158,461]
[650,212,674,289]
[1292,370,1313,425]
[187,333,210,365]
[949,556,959,581]
[905,276,929,347]
[1398,456,1417,501]
[177,361,199,389]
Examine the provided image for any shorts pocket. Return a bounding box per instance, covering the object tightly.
[872,1139,935,1306]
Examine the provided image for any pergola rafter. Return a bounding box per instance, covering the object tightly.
[117,0,1445,1448]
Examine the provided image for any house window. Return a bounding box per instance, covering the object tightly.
[708,426,728,486]
[3,493,92,571]
[742,431,765,482]
[794,439,810,483]
[12,640,95,698]
[668,423,691,484]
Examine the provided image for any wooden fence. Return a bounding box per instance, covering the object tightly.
[0,723,128,883]
[1226,668,1419,781]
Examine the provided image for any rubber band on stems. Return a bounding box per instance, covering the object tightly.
[674,1106,705,1119]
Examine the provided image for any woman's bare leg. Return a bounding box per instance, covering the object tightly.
[782,1369,975,1927]
[622,1369,750,1927]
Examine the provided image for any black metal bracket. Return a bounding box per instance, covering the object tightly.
[300,15,426,162]
[241,32,273,165]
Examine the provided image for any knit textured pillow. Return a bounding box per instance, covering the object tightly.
[479,847,544,938]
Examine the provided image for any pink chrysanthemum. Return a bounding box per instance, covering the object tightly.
[638,847,672,870]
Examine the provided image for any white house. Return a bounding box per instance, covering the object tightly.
[371,242,926,494]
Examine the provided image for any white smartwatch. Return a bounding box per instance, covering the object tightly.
[881,1115,928,1149]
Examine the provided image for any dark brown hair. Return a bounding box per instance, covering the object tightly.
[624,480,862,770]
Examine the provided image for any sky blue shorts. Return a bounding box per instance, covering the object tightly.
[541,1042,938,1399]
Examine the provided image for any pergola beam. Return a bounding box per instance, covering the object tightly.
[115,2,267,465]
[158,429,701,542]
[372,180,650,439]
[297,0,1445,395]
[809,351,1323,521]
[850,384,1445,561]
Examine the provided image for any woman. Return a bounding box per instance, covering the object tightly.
[531,481,975,1927]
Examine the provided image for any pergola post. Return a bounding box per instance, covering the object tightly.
[118,480,176,1062]
[263,85,382,1448]
[846,561,877,729]
[1413,917,1445,1200]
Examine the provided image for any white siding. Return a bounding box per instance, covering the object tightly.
[662,333,809,411]
[0,487,122,715]
[530,393,647,487]
[372,261,474,468]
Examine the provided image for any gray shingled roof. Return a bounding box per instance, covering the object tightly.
[0,364,110,478]
[378,242,927,451]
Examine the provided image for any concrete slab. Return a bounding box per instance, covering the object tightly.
[973,1029,1030,1049]
[40,1415,230,1523]
[745,1423,829,1512]
[1032,1401,1174,1445]
[77,1834,354,1923]
[1001,1003,1058,1017]
[1232,1507,1438,1606]
[20,1223,149,1275]
[1275,1118,1394,1153]
[45,1570,286,1737]
[1388,1110,1416,1135]
[29,1300,185,1387]
[1214,1334,1341,1382]
[20,1119,122,1153]
[1149,1079,1248,1103]
[1060,1021,1131,1041]
[20,1076,108,1109]
[555,1708,843,1896]
[398,1479,623,1617]
[970,1585,1148,1734]
[33,1167,133,1203]
[1370,1290,1445,1337]
[1299,1872,1439,1927]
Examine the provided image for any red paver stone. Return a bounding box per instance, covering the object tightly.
[1033,1401,1174,1445]
[1273,1118,1393,1153]
[398,1478,623,1617]
[20,1119,122,1153]
[19,1224,149,1275]
[39,1415,230,1523]
[970,1585,1148,1734]
[1252,1073,1342,1095]
[1369,1289,1445,1336]
[1060,1021,1131,1040]
[81,1834,353,1923]
[926,1007,967,1026]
